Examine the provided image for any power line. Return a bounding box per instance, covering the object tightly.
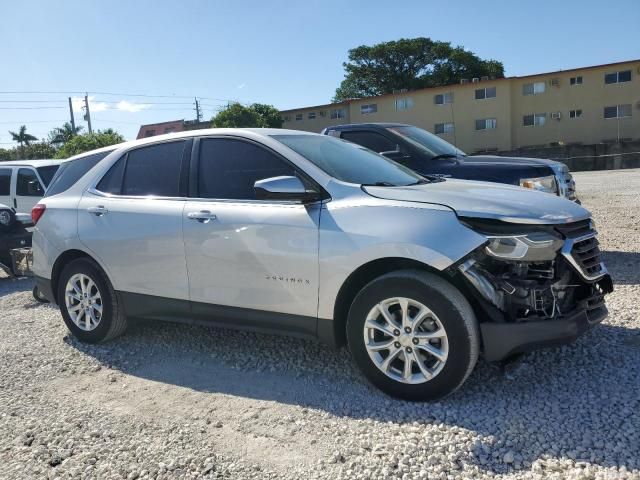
[0,106,66,110]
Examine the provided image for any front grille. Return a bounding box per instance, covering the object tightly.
[556,219,592,238]
[557,221,606,280]
[571,236,604,278]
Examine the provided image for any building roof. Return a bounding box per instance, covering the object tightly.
[279,58,640,113]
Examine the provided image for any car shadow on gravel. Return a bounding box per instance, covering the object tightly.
[65,315,640,475]
[601,250,640,285]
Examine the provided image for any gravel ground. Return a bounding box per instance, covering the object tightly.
[1,169,639,480]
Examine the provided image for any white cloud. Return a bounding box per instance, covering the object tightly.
[116,100,151,113]
[70,96,151,114]
[236,83,246,89]
[71,96,108,113]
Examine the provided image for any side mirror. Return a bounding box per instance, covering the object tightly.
[254,176,320,203]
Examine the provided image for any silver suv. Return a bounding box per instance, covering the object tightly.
[32,129,612,400]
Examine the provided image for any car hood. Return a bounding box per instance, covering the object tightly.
[363,178,589,225]
[462,154,562,168]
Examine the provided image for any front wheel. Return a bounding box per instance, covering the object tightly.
[346,270,480,401]
[57,258,127,343]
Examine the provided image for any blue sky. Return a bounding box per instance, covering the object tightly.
[1,0,638,143]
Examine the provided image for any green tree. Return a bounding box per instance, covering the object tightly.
[55,129,125,159]
[48,122,83,147]
[211,102,284,128]
[0,148,13,161]
[19,142,57,159]
[249,103,284,128]
[333,37,504,101]
[8,125,38,157]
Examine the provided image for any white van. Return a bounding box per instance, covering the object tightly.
[0,159,62,214]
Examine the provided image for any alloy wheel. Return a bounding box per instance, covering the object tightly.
[363,297,449,384]
[64,273,103,331]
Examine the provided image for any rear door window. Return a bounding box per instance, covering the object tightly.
[16,168,44,196]
[340,131,397,153]
[0,168,11,196]
[95,141,186,197]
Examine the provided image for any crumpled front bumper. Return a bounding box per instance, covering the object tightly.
[480,274,613,361]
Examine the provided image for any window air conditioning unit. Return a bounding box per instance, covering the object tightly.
[480,76,489,81]
[551,111,562,120]
[635,100,640,109]
[460,78,469,84]
[472,77,480,83]
[551,78,560,86]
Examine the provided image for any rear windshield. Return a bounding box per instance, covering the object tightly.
[44,150,113,197]
[36,165,59,187]
[271,134,422,186]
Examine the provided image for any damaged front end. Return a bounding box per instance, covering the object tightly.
[454,218,613,361]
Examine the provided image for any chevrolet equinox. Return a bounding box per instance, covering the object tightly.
[32,129,612,400]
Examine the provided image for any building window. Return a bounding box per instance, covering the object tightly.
[295,113,303,121]
[434,122,454,135]
[570,76,583,86]
[605,70,632,84]
[144,129,156,137]
[330,108,346,119]
[319,111,326,117]
[434,92,453,105]
[604,104,632,119]
[308,112,316,120]
[394,98,414,111]
[474,87,496,100]
[569,109,583,119]
[522,81,546,95]
[282,115,291,122]
[523,113,547,127]
[360,103,378,115]
[475,118,497,130]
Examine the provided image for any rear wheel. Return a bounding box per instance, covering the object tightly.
[57,258,127,343]
[346,270,479,401]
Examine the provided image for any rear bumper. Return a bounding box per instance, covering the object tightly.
[34,275,56,305]
[481,305,608,362]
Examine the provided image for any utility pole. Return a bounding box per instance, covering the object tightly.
[68,97,76,133]
[84,94,92,133]
[194,97,202,122]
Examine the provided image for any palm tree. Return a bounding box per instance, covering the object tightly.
[48,122,83,147]
[9,125,38,158]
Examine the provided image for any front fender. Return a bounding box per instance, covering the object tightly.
[317,201,486,319]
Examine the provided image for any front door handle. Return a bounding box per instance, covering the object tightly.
[87,206,108,216]
[187,210,217,223]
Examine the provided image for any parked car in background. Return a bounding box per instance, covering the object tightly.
[32,129,610,400]
[0,202,33,277]
[322,123,578,202]
[0,159,63,213]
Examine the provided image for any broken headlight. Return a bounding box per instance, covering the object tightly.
[485,231,564,262]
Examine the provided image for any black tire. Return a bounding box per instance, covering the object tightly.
[57,258,127,343]
[346,269,480,401]
[0,208,16,233]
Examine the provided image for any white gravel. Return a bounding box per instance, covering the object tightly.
[1,169,639,480]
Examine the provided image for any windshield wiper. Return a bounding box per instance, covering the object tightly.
[362,181,397,187]
[430,153,459,161]
[405,178,431,186]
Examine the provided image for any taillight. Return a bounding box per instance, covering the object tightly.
[32,204,46,225]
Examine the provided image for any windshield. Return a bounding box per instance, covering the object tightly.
[272,134,424,186]
[386,126,466,159]
[36,165,59,187]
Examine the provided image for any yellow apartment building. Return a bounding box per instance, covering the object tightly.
[280,60,640,153]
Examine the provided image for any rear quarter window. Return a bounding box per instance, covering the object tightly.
[45,151,113,197]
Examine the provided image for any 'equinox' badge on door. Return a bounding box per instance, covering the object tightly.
[265,275,311,285]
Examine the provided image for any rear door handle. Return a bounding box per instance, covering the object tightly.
[187,210,217,223]
[87,206,108,216]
